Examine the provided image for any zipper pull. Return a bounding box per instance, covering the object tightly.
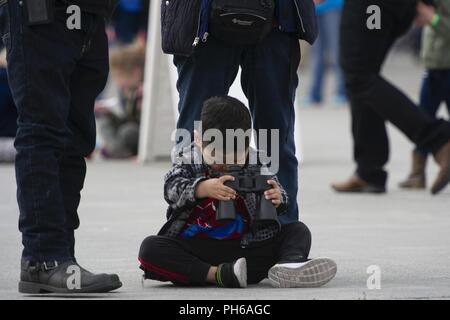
[193,37,200,47]
[202,32,209,43]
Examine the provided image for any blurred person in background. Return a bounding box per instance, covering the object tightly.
[111,0,149,44]
[0,48,17,163]
[305,0,346,106]
[96,40,145,159]
[332,0,450,195]
[400,0,450,189]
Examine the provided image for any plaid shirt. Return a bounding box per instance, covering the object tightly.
[158,143,289,247]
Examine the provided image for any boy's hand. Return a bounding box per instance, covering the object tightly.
[195,176,237,201]
[265,180,282,208]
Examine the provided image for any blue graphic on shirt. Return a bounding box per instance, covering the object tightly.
[181,212,245,240]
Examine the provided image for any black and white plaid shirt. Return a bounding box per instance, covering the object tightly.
[158,143,289,247]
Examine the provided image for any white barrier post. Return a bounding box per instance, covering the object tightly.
[138,0,178,163]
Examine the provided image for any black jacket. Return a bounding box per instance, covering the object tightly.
[63,0,118,17]
[161,0,318,56]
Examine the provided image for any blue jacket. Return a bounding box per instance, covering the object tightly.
[118,0,141,13]
[161,0,318,56]
[315,0,343,14]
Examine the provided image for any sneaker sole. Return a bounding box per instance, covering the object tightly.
[18,280,122,294]
[268,258,337,288]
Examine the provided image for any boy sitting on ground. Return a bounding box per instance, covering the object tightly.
[138,96,337,288]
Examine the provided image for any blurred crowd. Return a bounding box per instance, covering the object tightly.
[1,0,449,166]
[0,0,148,163]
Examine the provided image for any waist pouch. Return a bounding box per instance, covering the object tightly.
[209,0,275,46]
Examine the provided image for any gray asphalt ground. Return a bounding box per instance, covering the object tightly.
[0,53,449,300]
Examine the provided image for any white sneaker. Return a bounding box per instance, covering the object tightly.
[216,257,247,288]
[233,257,248,288]
[268,258,337,288]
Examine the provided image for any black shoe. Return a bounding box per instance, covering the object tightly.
[19,260,122,294]
[215,258,247,288]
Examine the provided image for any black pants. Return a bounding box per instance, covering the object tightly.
[138,222,312,286]
[340,0,450,187]
[1,0,109,262]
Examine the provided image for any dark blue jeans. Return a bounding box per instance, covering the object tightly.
[416,69,450,155]
[309,9,345,103]
[1,0,109,262]
[174,30,301,223]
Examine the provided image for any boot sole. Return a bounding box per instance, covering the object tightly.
[399,184,426,189]
[268,258,337,288]
[19,280,122,294]
[332,186,386,194]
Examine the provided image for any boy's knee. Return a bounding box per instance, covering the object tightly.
[139,236,164,260]
[283,221,312,243]
[298,221,312,241]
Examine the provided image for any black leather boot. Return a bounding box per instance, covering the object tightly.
[19,260,122,294]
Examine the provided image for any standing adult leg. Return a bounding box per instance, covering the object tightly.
[399,70,445,189]
[416,71,446,155]
[335,0,450,191]
[60,14,110,259]
[8,1,82,262]
[343,0,450,156]
[174,37,241,136]
[241,29,301,223]
[309,15,326,104]
[5,0,121,293]
[323,9,346,99]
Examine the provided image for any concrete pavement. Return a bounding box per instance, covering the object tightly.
[0,53,449,300]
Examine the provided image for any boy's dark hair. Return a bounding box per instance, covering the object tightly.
[200,96,252,152]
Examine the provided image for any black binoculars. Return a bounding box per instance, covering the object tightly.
[210,165,280,227]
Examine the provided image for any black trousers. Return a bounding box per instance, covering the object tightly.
[340,0,450,187]
[138,222,312,286]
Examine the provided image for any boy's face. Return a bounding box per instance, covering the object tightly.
[194,130,248,172]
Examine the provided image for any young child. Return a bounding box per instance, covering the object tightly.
[95,40,145,159]
[400,0,450,189]
[138,96,337,288]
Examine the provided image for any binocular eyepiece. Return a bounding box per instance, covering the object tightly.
[211,165,280,227]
